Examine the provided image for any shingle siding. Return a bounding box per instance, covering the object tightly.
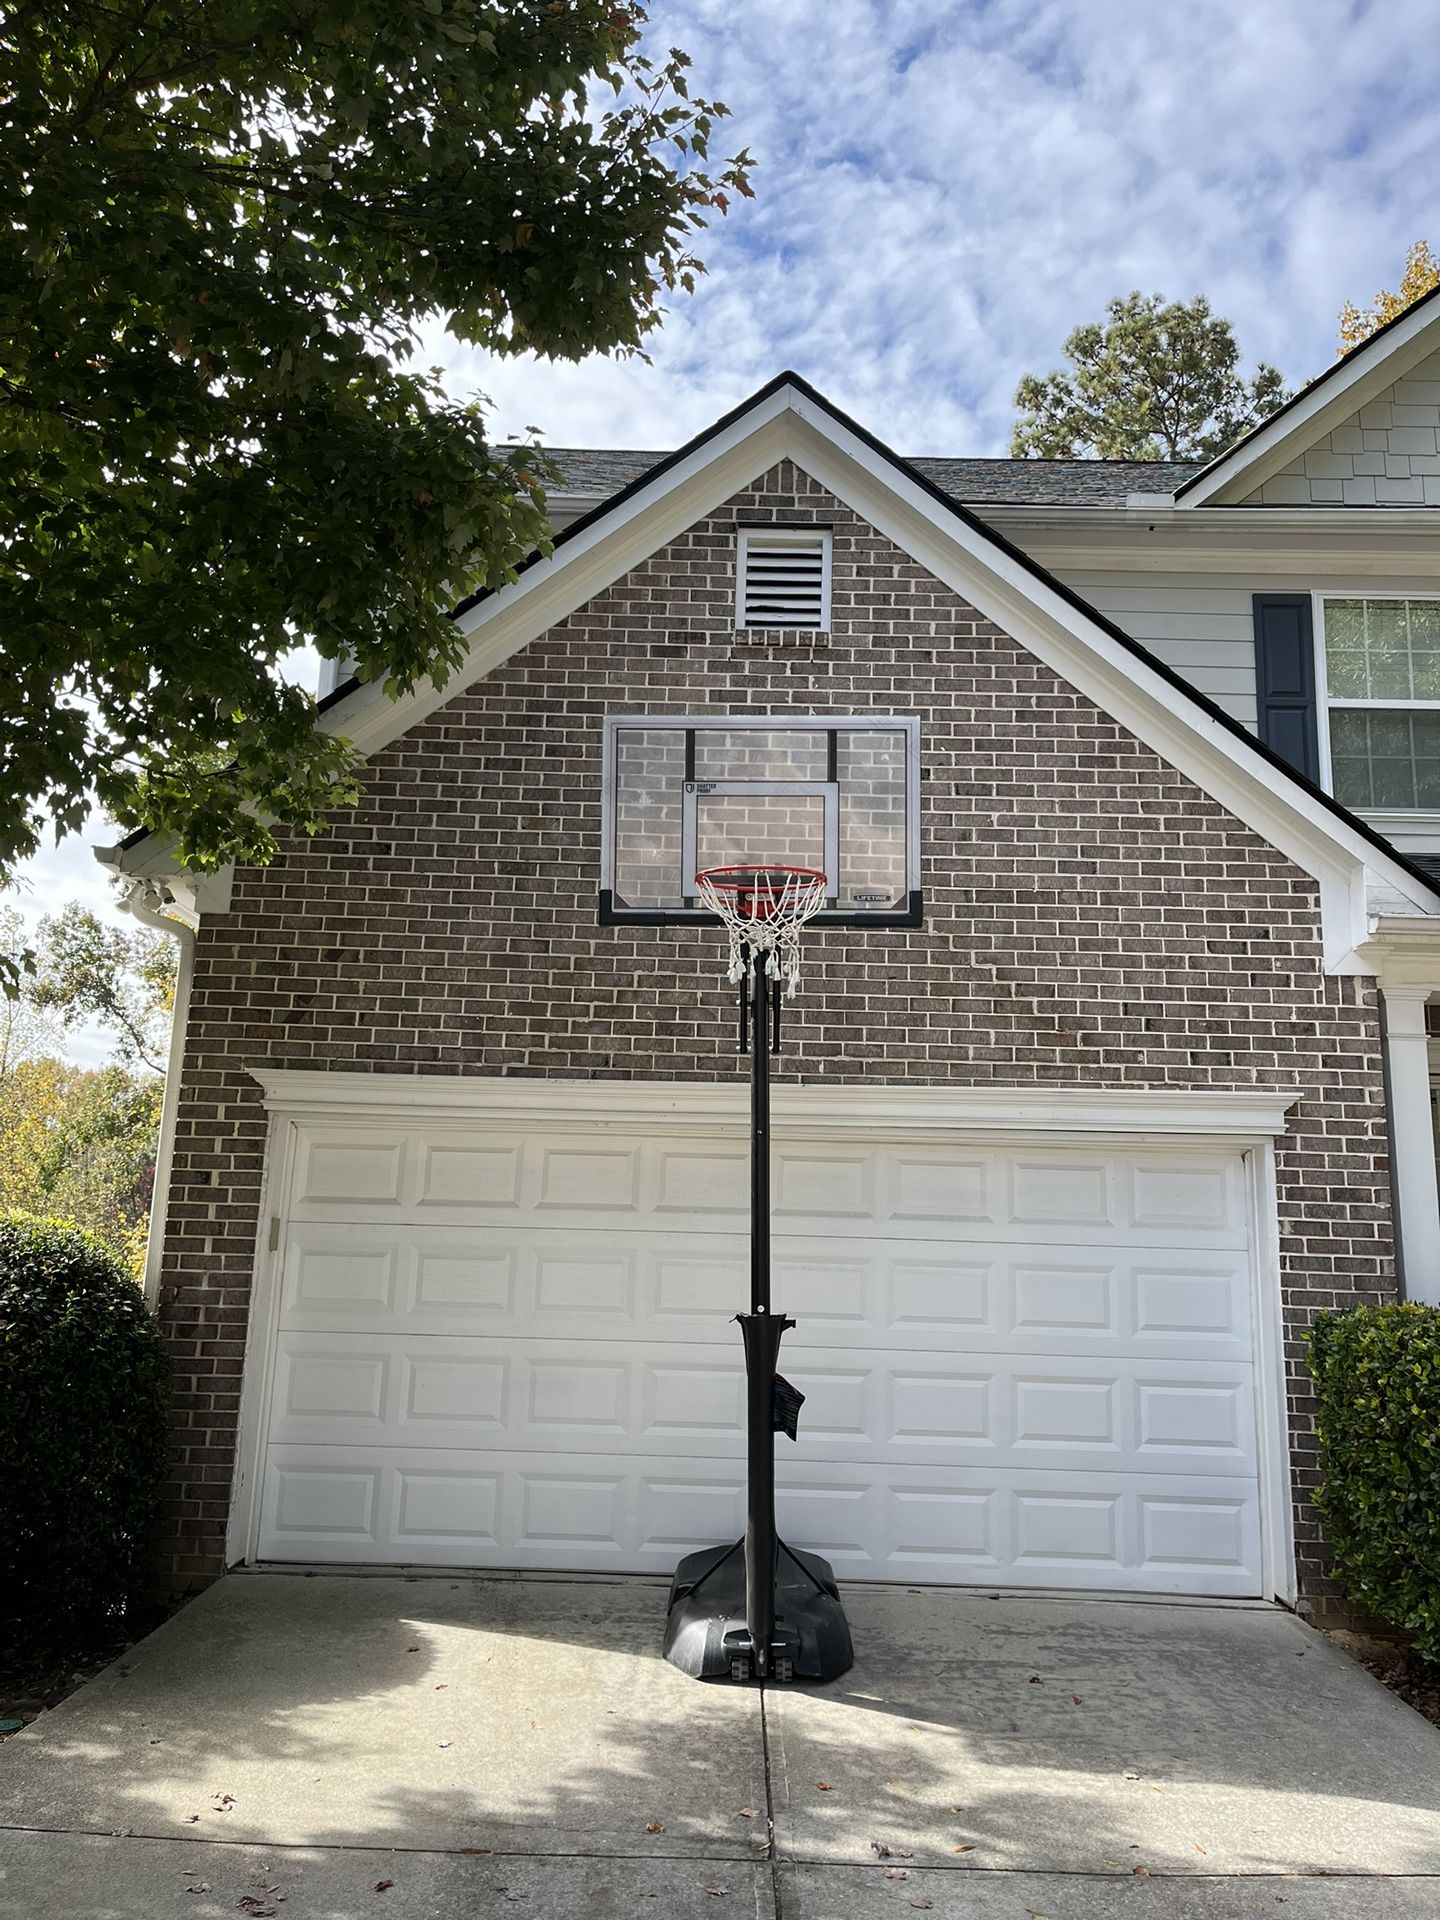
[1244,351,1440,504]
[156,461,1395,1605]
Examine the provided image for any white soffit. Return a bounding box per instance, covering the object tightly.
[1175,293,1440,507]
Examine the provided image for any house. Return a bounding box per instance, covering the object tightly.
[104,286,1440,1616]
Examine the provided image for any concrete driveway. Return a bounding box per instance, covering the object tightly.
[2,1573,1439,1918]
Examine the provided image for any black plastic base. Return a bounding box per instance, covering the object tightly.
[662,1539,855,1683]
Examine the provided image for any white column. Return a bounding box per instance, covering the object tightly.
[1382,988,1440,1306]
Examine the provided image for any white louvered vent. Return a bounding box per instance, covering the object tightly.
[737,529,831,630]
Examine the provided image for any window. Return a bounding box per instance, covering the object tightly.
[736,529,831,630]
[1319,596,1440,811]
[600,714,920,924]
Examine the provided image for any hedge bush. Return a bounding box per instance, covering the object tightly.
[0,1211,170,1655]
[1308,1302,1440,1660]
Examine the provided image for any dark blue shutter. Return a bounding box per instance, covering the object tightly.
[1252,594,1319,782]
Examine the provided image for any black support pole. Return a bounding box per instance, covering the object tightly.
[750,951,771,1318]
[661,931,854,1685]
[741,950,783,1677]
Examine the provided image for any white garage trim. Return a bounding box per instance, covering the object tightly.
[250,1070,1299,1143]
[228,1075,1298,1601]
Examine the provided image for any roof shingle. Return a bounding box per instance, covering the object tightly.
[536,446,1203,507]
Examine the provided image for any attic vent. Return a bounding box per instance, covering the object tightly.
[737,529,831,630]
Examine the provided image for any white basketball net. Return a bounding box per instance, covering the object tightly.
[693,867,829,998]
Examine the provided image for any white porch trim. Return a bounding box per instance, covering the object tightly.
[1383,988,1440,1307]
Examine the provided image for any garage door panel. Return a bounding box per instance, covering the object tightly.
[259,1118,1266,1595]
[287,1130,1249,1250]
[256,1445,1261,1594]
[279,1223,1250,1362]
[267,1331,1254,1479]
[278,1223,747,1341]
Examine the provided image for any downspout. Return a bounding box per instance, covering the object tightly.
[119,878,197,1307]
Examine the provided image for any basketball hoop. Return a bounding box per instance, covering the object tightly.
[693,865,828,997]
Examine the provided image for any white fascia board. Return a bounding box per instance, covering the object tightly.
[318,394,799,761]
[1178,300,1440,507]
[249,1067,1299,1142]
[775,402,1440,961]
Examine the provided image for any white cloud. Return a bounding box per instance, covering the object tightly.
[14,0,1440,1061]
[446,0,1440,450]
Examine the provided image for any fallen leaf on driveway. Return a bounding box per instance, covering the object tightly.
[181,1884,209,1897]
[184,1814,201,1824]
[871,1842,912,1859]
[1028,1675,1042,1684]
[374,1882,394,1893]
[1122,1768,1142,1781]
[211,1793,235,1812]
[737,1808,758,1820]
[1133,1865,1150,1876]
[1072,1696,1082,1705]
[438,1740,452,1749]
[883,1866,909,1880]
[910,1904,934,1912]
[815,1782,832,1791]
[236,1901,277,1917]
[950,1844,976,1855]
[703,1889,728,1899]
[645,1821,665,1834]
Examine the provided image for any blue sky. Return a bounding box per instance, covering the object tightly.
[16,0,1440,1062]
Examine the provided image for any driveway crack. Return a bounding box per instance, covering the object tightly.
[758,1684,784,1920]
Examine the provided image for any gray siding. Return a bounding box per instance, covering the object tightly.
[1045,568,1440,740]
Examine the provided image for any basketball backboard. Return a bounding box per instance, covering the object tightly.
[599,714,921,925]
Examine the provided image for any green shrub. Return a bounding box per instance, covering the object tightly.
[0,1211,170,1655]
[1308,1302,1440,1660]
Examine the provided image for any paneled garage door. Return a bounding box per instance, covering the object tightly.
[251,1115,1264,1594]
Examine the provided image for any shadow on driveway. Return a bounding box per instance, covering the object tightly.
[1,1572,1438,1917]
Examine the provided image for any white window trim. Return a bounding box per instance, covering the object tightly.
[736,525,833,631]
[1313,590,1440,811]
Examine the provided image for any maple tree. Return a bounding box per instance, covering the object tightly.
[1,1,750,882]
[1339,241,1440,353]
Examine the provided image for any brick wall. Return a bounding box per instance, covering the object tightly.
[156,461,1395,1598]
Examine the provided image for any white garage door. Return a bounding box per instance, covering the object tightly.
[252,1115,1264,1595]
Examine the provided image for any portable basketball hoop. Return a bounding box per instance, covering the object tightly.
[661,864,854,1685]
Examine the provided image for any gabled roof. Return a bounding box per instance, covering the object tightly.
[542,447,1204,507]
[1175,279,1440,507]
[111,369,1440,960]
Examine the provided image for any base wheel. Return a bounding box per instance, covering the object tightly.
[730,1657,751,1682]
[774,1656,793,1683]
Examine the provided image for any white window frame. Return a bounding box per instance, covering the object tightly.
[1313,590,1440,814]
[736,526,833,631]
